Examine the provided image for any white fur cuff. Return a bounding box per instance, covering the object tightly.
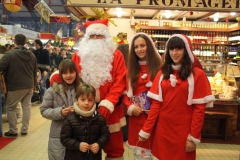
[187,134,201,145]
[139,130,150,139]
[99,99,114,113]
[127,104,135,116]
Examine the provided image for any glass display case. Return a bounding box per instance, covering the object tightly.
[201,61,239,100]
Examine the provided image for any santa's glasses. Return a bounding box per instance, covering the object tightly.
[89,34,105,39]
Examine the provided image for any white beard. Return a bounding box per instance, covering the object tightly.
[78,38,115,88]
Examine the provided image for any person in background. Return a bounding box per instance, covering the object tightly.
[139,34,215,160]
[40,59,81,160]
[56,48,68,66]
[50,47,59,68]
[0,34,37,137]
[122,32,162,159]
[60,83,110,160]
[0,45,23,123]
[0,45,6,58]
[9,45,15,50]
[71,19,126,160]
[5,44,11,51]
[117,43,129,142]
[33,39,51,73]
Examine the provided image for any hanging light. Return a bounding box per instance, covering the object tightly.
[116,8,122,17]
[214,17,219,22]
[165,10,171,19]
[230,12,236,16]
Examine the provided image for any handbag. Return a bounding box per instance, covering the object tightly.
[0,72,7,94]
[133,140,153,160]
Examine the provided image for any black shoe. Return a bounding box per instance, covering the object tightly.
[4,131,18,137]
[21,132,27,136]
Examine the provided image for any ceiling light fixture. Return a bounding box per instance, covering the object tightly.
[230,12,236,16]
[165,10,171,19]
[214,17,219,22]
[116,7,122,17]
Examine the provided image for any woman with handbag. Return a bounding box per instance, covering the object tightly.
[122,32,162,159]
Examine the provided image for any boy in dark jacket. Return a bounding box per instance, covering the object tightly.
[60,83,110,160]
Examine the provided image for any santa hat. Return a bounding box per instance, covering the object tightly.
[50,70,61,86]
[165,34,194,63]
[84,19,109,37]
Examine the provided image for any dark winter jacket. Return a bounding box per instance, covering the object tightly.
[60,108,110,160]
[0,46,37,91]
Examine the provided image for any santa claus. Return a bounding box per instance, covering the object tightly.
[71,19,126,160]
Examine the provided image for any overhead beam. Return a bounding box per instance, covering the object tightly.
[173,11,189,21]
[195,12,215,21]
[152,10,161,20]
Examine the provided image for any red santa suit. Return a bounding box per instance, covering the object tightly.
[72,19,126,159]
[139,34,215,160]
[122,61,153,152]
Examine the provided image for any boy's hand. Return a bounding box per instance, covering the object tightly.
[185,140,196,152]
[89,143,99,154]
[80,142,89,152]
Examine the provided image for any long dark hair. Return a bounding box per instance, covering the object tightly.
[162,37,193,80]
[128,33,162,89]
[58,59,81,91]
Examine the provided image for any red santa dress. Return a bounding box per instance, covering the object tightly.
[122,61,153,152]
[139,34,215,160]
[72,49,126,157]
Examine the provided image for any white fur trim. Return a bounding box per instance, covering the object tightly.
[146,81,152,87]
[147,91,161,102]
[95,88,100,102]
[99,99,114,113]
[139,130,151,139]
[192,95,215,108]
[127,104,136,116]
[50,70,59,81]
[141,73,147,79]
[158,74,164,102]
[170,74,177,87]
[127,80,133,97]
[108,117,126,133]
[86,24,108,34]
[187,73,194,105]
[187,134,201,145]
[166,34,194,63]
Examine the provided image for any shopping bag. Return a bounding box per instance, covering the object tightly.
[0,72,7,94]
[133,140,152,160]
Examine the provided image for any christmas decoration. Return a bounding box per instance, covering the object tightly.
[190,11,193,15]
[0,26,7,33]
[113,32,128,45]
[80,8,117,27]
[34,0,54,23]
[73,22,84,42]
[4,0,22,12]
[206,17,210,21]
[50,14,71,23]
[226,18,229,23]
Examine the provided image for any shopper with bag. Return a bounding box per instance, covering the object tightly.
[122,32,162,160]
[0,34,37,137]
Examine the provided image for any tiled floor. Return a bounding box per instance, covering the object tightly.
[0,104,240,160]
